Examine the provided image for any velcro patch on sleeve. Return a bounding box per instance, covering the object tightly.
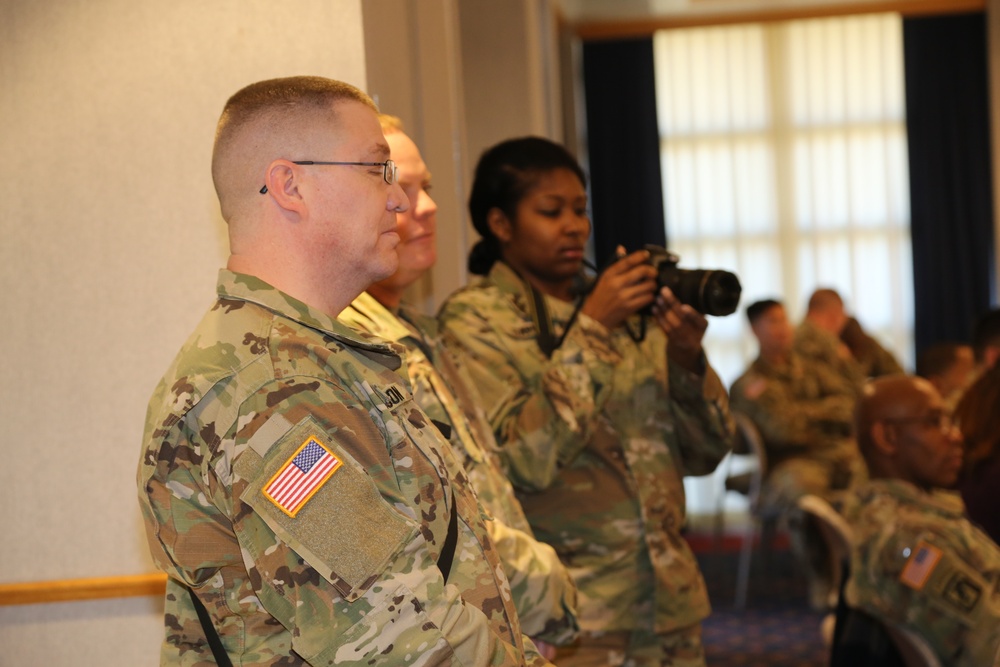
[240,415,418,601]
[942,573,982,613]
[899,541,943,591]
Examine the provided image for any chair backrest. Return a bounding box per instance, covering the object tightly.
[830,601,942,667]
[883,622,943,667]
[731,411,768,509]
[797,494,854,568]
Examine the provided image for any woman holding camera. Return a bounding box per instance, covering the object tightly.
[437,137,734,666]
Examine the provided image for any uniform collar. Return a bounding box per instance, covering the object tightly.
[340,291,416,346]
[861,478,966,518]
[218,269,401,368]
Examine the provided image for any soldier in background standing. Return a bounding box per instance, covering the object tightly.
[439,137,734,667]
[339,115,579,657]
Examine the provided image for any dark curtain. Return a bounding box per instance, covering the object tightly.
[582,38,666,266]
[904,12,995,353]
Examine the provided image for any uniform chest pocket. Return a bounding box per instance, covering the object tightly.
[237,414,418,601]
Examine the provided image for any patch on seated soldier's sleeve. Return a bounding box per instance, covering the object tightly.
[240,415,418,601]
[942,572,982,613]
[899,541,943,591]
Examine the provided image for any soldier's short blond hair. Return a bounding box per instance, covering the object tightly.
[212,76,377,222]
[378,114,405,135]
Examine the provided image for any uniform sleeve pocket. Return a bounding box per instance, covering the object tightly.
[238,415,418,601]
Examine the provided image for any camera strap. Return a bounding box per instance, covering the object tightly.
[525,279,588,359]
[187,586,233,667]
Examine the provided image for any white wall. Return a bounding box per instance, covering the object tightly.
[363,0,472,312]
[0,1,367,663]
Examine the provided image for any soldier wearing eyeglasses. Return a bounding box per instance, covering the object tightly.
[138,76,550,666]
[845,375,1000,667]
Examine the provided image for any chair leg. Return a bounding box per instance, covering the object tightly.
[735,518,756,608]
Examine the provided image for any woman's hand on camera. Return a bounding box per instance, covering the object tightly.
[652,286,708,373]
[581,247,657,329]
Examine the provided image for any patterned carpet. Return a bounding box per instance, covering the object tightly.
[693,534,831,667]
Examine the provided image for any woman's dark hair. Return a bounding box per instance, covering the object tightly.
[953,362,1000,474]
[466,137,586,275]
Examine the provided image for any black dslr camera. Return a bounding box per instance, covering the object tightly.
[645,245,742,317]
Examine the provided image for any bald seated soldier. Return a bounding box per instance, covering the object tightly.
[339,116,579,657]
[846,375,1000,667]
[138,76,549,666]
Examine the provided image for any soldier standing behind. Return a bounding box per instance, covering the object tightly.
[138,77,547,666]
[438,137,734,667]
[847,375,1000,666]
[339,116,579,657]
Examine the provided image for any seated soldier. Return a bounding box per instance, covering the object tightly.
[797,288,903,383]
[794,288,864,386]
[840,315,905,379]
[732,299,866,607]
[916,342,976,413]
[972,307,1000,373]
[846,375,1000,667]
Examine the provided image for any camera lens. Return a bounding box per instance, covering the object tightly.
[660,267,742,316]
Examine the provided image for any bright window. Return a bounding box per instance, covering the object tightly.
[653,13,913,391]
[653,14,913,516]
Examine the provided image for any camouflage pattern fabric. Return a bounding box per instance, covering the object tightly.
[839,316,905,378]
[554,624,704,667]
[845,479,1000,667]
[339,291,580,646]
[437,262,734,639]
[730,353,865,514]
[138,270,547,666]
[794,319,865,390]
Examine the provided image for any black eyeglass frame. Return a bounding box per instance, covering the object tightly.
[259,159,398,194]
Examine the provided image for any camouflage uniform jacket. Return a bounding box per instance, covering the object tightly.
[794,319,865,390]
[437,262,734,634]
[845,479,1000,667]
[340,291,580,645]
[839,317,904,378]
[138,270,546,666]
[730,353,858,466]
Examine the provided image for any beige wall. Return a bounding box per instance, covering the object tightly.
[0,1,566,663]
[364,0,472,311]
[0,1,367,663]
[363,0,566,309]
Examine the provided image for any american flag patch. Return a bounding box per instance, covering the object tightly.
[899,542,943,591]
[263,436,342,517]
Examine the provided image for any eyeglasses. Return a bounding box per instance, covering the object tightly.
[882,411,954,434]
[259,159,398,194]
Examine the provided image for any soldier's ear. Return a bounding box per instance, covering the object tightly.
[487,207,513,244]
[871,421,897,456]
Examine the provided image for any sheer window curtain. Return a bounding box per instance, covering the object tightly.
[653,15,913,515]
